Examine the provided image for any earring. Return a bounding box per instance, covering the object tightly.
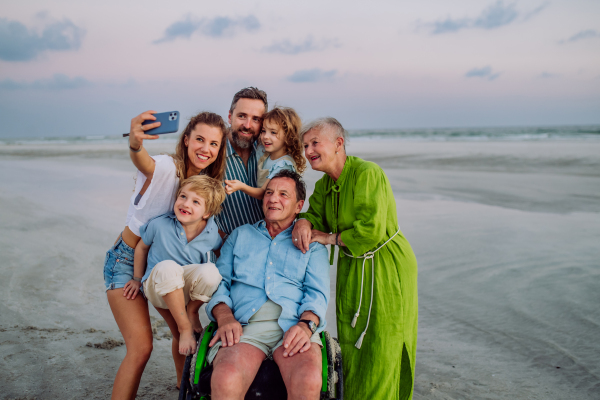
[335,151,338,154]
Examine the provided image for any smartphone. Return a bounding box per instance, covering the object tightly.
[142,111,180,135]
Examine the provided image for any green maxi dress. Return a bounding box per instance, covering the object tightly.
[299,156,418,400]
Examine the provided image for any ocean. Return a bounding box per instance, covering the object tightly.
[1,124,599,145]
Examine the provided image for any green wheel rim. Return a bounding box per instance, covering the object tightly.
[194,322,217,385]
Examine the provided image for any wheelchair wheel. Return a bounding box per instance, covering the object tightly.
[179,354,193,400]
[335,348,344,400]
[178,330,204,400]
[322,331,344,400]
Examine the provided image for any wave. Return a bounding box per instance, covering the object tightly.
[348,125,600,141]
[1,125,599,145]
[0,133,181,146]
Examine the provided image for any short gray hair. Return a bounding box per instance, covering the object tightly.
[269,169,306,202]
[300,117,348,150]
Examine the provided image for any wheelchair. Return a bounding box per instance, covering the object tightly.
[178,322,344,400]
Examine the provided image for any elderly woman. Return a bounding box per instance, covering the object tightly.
[292,118,418,400]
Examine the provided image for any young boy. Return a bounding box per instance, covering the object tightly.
[128,175,226,377]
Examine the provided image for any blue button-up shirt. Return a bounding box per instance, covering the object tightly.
[207,220,330,333]
[139,213,222,283]
[214,139,264,235]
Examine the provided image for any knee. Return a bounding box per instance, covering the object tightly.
[289,366,322,396]
[153,260,182,280]
[191,264,222,299]
[128,341,153,365]
[211,363,245,396]
[205,264,223,290]
[150,261,184,296]
[139,342,153,361]
[203,264,223,291]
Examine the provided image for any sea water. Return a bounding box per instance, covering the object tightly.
[1,124,599,145]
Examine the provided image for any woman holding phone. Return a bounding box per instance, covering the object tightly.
[103,110,227,400]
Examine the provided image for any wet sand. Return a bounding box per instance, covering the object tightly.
[0,139,599,399]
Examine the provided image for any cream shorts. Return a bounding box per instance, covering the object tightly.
[143,260,222,309]
[207,299,321,364]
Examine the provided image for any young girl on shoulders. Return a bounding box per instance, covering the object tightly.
[225,107,306,199]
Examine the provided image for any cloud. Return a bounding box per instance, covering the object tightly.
[0,16,84,61]
[154,14,259,43]
[473,1,518,29]
[465,66,500,81]
[522,1,551,21]
[562,29,599,43]
[431,18,471,34]
[538,72,558,79]
[427,1,546,34]
[0,74,91,90]
[262,36,341,55]
[287,69,337,83]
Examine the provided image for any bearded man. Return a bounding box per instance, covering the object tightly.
[215,87,268,238]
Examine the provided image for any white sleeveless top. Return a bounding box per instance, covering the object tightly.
[125,154,180,237]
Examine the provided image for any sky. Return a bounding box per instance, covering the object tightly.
[1,0,599,138]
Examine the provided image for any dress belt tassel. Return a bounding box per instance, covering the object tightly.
[342,227,401,349]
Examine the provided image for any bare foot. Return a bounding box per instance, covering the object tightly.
[179,329,196,356]
[188,310,203,334]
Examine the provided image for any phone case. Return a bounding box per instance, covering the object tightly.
[142,111,180,135]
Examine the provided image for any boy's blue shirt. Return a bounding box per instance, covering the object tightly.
[139,213,222,283]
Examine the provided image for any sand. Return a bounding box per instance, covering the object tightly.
[0,139,599,399]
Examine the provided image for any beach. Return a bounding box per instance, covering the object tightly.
[1,139,599,399]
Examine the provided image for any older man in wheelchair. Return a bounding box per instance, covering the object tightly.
[179,170,338,400]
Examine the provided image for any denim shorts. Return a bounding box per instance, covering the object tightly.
[103,236,135,291]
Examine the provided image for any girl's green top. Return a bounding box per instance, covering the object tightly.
[299,155,418,400]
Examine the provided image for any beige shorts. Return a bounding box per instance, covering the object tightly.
[207,299,321,364]
[143,260,222,309]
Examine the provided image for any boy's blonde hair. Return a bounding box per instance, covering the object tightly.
[177,175,226,217]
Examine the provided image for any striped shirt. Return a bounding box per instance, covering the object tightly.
[215,139,264,235]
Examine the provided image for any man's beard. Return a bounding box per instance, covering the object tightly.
[231,128,256,149]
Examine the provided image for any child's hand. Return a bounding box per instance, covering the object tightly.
[224,179,244,195]
[123,279,142,300]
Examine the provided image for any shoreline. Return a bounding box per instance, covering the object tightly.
[1,140,599,399]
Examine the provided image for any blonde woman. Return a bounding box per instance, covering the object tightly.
[103,111,227,399]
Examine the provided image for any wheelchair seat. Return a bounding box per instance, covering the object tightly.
[196,358,288,399]
[179,322,343,400]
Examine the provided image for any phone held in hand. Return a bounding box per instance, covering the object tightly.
[143,111,180,135]
[123,111,180,137]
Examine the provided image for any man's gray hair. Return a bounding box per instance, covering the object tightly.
[300,117,348,150]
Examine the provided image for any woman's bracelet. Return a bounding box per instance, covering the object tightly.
[129,143,142,153]
[335,233,340,246]
[133,277,142,282]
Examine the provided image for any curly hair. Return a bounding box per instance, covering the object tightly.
[262,107,306,174]
[172,112,227,183]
